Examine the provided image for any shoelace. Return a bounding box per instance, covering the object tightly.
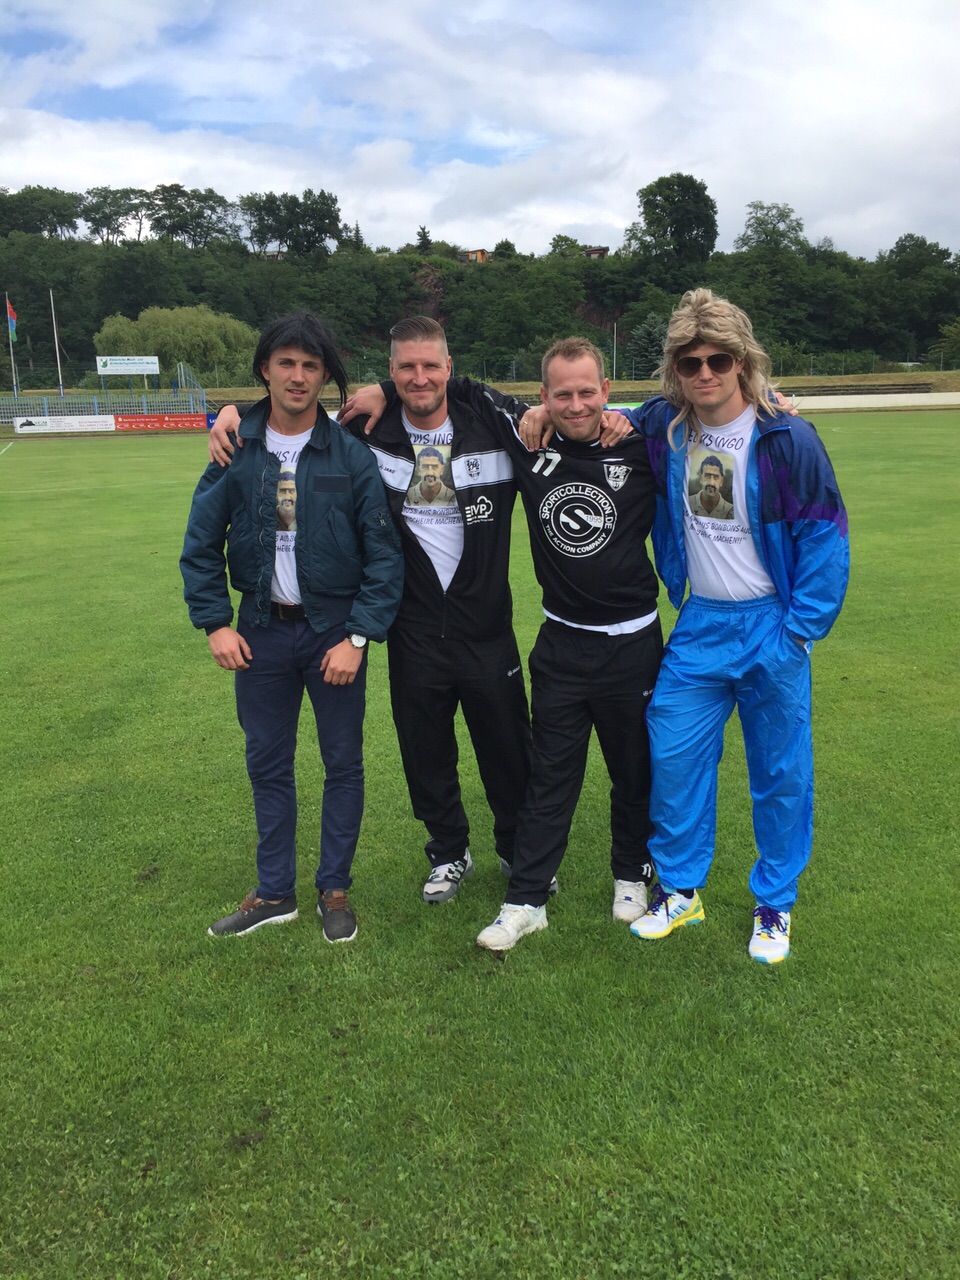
[645,884,671,915]
[322,892,351,912]
[753,905,786,936]
[429,859,465,882]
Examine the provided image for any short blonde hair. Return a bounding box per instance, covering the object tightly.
[660,289,774,446]
[541,337,606,385]
[389,316,448,358]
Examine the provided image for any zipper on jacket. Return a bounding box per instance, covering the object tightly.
[255,448,273,626]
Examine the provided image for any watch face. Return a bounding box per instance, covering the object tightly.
[349,634,367,648]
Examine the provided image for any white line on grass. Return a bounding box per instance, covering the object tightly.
[0,441,13,457]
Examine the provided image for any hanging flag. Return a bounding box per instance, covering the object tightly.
[6,299,16,343]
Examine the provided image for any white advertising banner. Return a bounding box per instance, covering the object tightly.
[96,356,160,375]
[15,415,117,434]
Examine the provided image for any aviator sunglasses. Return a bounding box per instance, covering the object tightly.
[674,352,737,378]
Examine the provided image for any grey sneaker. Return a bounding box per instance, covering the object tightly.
[477,902,548,952]
[423,851,474,903]
[317,889,358,943]
[498,857,559,897]
[208,891,298,937]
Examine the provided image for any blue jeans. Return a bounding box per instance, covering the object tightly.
[235,618,366,900]
[648,595,813,912]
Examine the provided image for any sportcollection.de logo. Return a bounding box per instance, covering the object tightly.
[539,483,616,557]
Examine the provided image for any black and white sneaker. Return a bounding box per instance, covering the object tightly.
[208,891,298,936]
[317,889,358,943]
[423,852,474,903]
[498,856,559,897]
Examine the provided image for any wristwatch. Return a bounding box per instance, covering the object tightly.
[348,634,367,649]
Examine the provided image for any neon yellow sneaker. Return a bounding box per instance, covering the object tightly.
[630,885,705,939]
[748,905,791,964]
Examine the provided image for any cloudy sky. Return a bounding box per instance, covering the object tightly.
[2,0,958,259]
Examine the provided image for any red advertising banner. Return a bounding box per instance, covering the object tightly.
[115,414,207,432]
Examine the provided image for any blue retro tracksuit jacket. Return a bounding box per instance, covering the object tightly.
[624,396,849,640]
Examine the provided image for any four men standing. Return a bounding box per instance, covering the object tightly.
[193,290,848,963]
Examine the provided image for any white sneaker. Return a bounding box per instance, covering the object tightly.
[630,885,705,938]
[498,857,559,896]
[612,879,649,923]
[476,902,547,952]
[423,851,474,903]
[748,905,791,964]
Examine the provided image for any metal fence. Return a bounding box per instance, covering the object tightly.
[0,389,207,426]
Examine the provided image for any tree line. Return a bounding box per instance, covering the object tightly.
[2,173,959,391]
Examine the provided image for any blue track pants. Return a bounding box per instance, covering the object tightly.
[647,594,813,911]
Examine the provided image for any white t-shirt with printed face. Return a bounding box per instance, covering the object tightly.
[266,425,313,604]
[682,404,776,601]
[401,413,464,590]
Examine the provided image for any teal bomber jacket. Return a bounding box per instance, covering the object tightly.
[180,398,403,641]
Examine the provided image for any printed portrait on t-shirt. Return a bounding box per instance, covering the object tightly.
[277,469,297,531]
[688,449,735,521]
[405,443,456,507]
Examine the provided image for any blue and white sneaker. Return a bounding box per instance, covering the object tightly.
[748,905,791,964]
[629,885,705,939]
[423,852,474,903]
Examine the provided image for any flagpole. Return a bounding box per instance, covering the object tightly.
[50,289,65,397]
[5,292,18,399]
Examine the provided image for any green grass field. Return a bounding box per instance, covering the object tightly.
[1,413,958,1279]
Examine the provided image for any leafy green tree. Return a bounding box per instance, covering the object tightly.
[302,250,424,353]
[548,234,581,257]
[627,312,668,378]
[870,234,960,358]
[286,189,343,257]
[492,239,519,259]
[927,316,960,369]
[147,185,239,249]
[416,225,433,254]
[734,202,807,253]
[339,221,368,252]
[0,231,102,385]
[127,191,152,243]
[94,240,190,322]
[94,304,258,379]
[238,192,284,255]
[82,187,141,244]
[425,240,464,262]
[625,174,718,275]
[0,185,84,238]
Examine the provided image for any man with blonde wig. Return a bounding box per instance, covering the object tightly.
[618,288,849,963]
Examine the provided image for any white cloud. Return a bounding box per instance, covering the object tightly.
[0,0,958,257]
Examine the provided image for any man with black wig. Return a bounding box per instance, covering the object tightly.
[181,311,402,942]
